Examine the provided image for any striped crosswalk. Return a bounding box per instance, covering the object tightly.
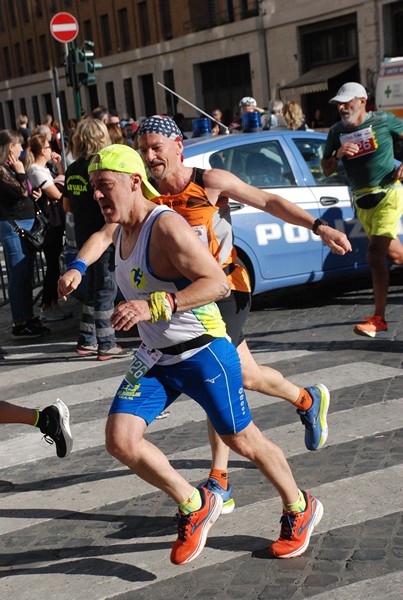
[0,337,402,599]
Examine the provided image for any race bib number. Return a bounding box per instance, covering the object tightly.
[124,343,162,386]
[340,126,378,159]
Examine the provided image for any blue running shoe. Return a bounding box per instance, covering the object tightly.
[297,384,329,451]
[204,478,235,514]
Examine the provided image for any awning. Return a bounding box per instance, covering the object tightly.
[280,60,357,99]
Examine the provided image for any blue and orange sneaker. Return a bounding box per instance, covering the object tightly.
[270,490,323,558]
[205,477,235,514]
[170,486,223,565]
[297,384,329,451]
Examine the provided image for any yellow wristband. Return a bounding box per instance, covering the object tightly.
[148,291,173,323]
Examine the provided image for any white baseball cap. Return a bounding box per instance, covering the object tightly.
[329,82,368,104]
[239,96,257,108]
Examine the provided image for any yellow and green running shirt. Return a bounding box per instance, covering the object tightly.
[115,205,227,360]
[324,111,403,192]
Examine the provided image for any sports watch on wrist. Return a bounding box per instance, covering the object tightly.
[312,217,328,234]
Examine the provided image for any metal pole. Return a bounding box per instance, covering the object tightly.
[69,42,82,120]
[157,81,229,134]
[52,67,67,171]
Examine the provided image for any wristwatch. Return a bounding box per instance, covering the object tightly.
[312,217,328,234]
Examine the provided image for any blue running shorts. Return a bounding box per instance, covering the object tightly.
[109,337,252,435]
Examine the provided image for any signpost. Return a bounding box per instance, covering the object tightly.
[50,12,82,120]
[50,12,79,44]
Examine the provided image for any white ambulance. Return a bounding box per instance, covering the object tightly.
[375,57,403,119]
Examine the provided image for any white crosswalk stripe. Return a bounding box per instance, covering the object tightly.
[0,345,401,599]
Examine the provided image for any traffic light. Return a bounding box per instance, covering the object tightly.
[74,41,102,86]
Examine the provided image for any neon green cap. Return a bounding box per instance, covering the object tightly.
[88,144,159,199]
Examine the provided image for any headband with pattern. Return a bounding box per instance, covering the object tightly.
[137,115,183,141]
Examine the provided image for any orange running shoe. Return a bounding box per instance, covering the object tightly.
[354,315,388,338]
[170,486,223,565]
[270,490,323,559]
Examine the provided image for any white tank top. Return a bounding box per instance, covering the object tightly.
[115,205,226,359]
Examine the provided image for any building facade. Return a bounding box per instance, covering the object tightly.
[0,0,402,130]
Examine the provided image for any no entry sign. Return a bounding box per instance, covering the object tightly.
[50,12,79,43]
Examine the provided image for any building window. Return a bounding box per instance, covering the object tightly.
[163,69,177,114]
[138,2,151,46]
[0,4,5,31]
[106,81,116,111]
[123,78,136,118]
[7,0,17,27]
[20,98,27,116]
[14,43,24,76]
[83,19,93,41]
[6,100,15,130]
[118,8,130,51]
[32,96,40,125]
[26,39,37,74]
[159,0,172,40]
[140,73,156,115]
[383,1,403,56]
[34,0,43,18]
[100,14,112,55]
[39,35,50,71]
[19,0,29,22]
[300,15,358,71]
[2,47,12,79]
[0,103,5,129]
[59,90,68,125]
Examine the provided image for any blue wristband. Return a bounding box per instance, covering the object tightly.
[67,258,88,276]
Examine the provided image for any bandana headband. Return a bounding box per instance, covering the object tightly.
[137,115,183,141]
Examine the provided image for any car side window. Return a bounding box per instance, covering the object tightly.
[293,137,348,185]
[209,140,296,187]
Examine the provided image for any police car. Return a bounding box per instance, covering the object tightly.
[183,130,403,294]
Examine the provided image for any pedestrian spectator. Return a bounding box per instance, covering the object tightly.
[321,81,403,337]
[268,99,287,129]
[16,114,32,150]
[229,96,266,133]
[210,108,225,135]
[59,143,325,564]
[63,118,133,360]
[41,114,60,151]
[310,108,324,130]
[0,399,72,457]
[283,101,309,130]
[172,112,188,139]
[120,120,137,146]
[0,129,49,338]
[92,106,110,124]
[26,134,71,322]
[109,109,120,125]
[107,123,125,145]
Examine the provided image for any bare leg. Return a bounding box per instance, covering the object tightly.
[387,237,403,265]
[367,236,394,318]
[0,401,37,425]
[105,413,194,504]
[237,340,300,403]
[208,339,301,472]
[221,421,299,505]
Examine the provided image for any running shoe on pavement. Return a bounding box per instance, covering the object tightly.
[98,345,133,361]
[76,344,98,356]
[12,318,50,339]
[39,398,73,458]
[205,477,235,514]
[297,384,329,451]
[40,304,72,322]
[354,315,388,338]
[170,486,223,565]
[270,490,323,559]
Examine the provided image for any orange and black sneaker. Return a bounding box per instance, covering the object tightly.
[270,490,323,559]
[170,486,223,565]
[354,315,388,338]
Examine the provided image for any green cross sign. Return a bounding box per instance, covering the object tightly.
[384,85,392,98]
